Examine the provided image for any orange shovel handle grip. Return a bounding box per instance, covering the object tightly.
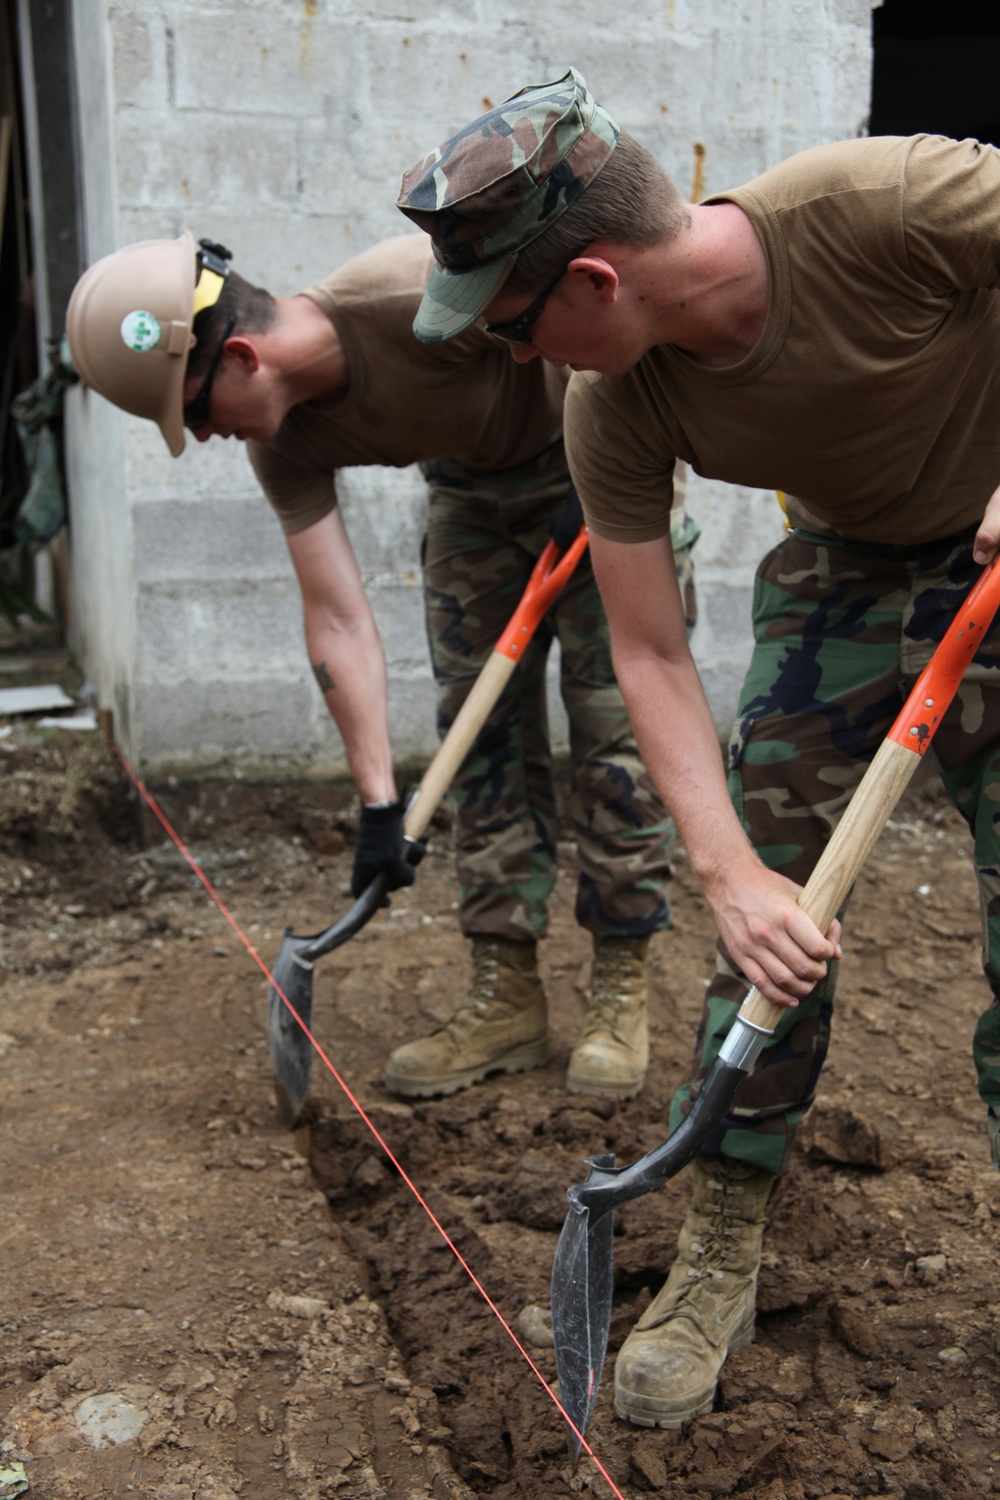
[495,526,590,662]
[887,559,1000,755]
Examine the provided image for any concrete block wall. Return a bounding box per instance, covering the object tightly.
[62,0,874,778]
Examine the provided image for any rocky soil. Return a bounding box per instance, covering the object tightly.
[1,718,998,1500]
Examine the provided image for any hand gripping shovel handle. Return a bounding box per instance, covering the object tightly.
[267,527,589,1123]
[303,523,590,957]
[552,558,1000,1465]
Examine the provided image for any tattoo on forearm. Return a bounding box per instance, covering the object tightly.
[311,660,335,694]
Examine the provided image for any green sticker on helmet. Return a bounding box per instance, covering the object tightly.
[121,310,162,353]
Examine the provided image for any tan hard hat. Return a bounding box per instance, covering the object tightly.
[66,230,199,457]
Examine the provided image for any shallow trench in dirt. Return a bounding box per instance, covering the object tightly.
[1,733,998,1499]
[299,837,1000,1500]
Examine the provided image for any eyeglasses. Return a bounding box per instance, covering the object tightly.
[483,267,567,347]
[183,313,236,431]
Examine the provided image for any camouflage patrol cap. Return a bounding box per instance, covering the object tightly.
[397,67,619,342]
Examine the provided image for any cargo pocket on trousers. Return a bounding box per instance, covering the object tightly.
[726,710,761,834]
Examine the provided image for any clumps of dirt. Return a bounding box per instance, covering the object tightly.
[2,727,999,1499]
[0,732,356,939]
[0,736,135,856]
[297,764,1000,1499]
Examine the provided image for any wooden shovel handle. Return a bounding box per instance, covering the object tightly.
[403,527,590,844]
[740,558,1000,1033]
[404,653,519,841]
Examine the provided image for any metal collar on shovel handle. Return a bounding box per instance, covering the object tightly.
[268,526,590,1125]
[552,556,1000,1467]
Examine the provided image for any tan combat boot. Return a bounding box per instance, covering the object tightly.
[566,935,650,1099]
[614,1154,776,1427]
[384,936,547,1098]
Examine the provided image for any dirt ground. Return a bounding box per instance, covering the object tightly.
[1,700,999,1499]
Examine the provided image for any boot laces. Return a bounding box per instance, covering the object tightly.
[582,947,642,1041]
[450,942,501,1023]
[448,939,538,1033]
[674,1175,745,1305]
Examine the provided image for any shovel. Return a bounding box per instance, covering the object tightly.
[268,525,591,1124]
[551,556,1000,1465]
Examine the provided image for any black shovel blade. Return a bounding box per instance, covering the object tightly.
[265,873,394,1126]
[267,932,317,1126]
[551,1153,616,1468]
[550,1049,756,1459]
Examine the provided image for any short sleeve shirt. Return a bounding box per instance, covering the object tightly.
[247,235,566,534]
[566,134,1000,547]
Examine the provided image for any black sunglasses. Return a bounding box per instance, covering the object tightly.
[484,266,567,347]
[183,313,236,431]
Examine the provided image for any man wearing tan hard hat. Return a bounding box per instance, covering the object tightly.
[66,218,697,1103]
[67,232,227,457]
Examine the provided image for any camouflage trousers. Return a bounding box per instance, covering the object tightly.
[421,443,698,941]
[669,526,1000,1173]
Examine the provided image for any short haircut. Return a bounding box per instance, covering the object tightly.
[505,130,690,294]
[188,269,277,376]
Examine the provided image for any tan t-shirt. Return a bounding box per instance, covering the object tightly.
[566,134,1000,547]
[248,235,566,534]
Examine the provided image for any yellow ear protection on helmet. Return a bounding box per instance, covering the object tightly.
[192,238,232,319]
[775,489,791,533]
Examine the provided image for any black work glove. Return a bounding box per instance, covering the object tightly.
[547,482,585,552]
[351,797,417,899]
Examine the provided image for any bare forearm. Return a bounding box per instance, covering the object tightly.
[286,510,398,807]
[615,649,754,890]
[615,644,840,1002]
[590,529,838,1005]
[307,615,396,805]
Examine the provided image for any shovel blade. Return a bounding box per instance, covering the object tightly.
[550,1153,616,1467]
[267,932,317,1126]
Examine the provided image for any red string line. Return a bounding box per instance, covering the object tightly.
[112,745,628,1500]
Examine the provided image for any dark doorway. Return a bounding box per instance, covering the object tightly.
[1,0,82,634]
[1,0,36,594]
[870,0,1000,146]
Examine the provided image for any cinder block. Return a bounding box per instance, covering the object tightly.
[296,122,416,226]
[385,671,445,762]
[367,583,433,673]
[360,0,471,20]
[136,580,304,678]
[175,12,355,117]
[355,23,547,138]
[135,674,318,761]
[121,416,255,502]
[115,113,300,209]
[110,6,168,109]
[534,43,702,134]
[133,497,292,583]
[114,208,190,248]
[337,467,428,577]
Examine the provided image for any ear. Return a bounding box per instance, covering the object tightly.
[223,334,260,373]
[566,255,620,302]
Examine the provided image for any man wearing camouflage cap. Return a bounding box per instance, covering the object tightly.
[66,224,698,1105]
[399,68,1000,1429]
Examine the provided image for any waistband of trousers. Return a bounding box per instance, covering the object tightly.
[788,522,979,562]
